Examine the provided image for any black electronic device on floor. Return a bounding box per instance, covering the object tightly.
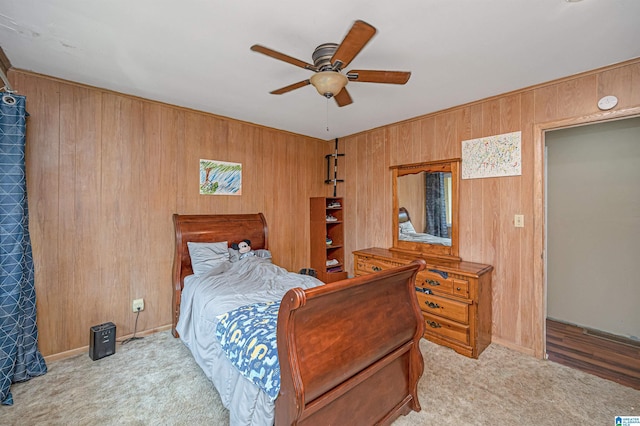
[89,322,116,361]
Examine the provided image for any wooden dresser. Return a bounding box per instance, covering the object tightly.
[353,247,493,358]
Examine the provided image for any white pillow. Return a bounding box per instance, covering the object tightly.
[399,221,416,234]
[187,241,229,275]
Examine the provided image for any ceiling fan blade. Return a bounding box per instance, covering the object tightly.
[334,88,353,107]
[347,70,411,84]
[330,20,377,71]
[270,79,311,95]
[250,45,317,71]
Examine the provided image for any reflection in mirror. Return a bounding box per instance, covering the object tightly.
[397,172,452,246]
[391,159,460,261]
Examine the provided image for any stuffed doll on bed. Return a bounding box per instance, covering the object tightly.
[231,239,272,261]
[231,239,255,259]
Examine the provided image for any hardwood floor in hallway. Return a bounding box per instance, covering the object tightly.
[546,318,640,391]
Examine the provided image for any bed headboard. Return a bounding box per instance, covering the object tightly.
[399,207,411,224]
[171,213,268,336]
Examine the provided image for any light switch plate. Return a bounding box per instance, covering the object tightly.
[514,214,524,228]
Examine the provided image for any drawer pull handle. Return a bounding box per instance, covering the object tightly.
[372,266,382,272]
[425,279,440,286]
[426,320,442,328]
[415,287,432,294]
[425,300,440,309]
[456,287,462,291]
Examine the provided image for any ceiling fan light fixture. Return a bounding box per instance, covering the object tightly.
[310,71,348,98]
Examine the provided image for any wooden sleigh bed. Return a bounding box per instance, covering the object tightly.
[172,213,426,425]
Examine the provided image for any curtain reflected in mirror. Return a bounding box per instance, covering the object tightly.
[397,171,452,246]
[425,172,451,238]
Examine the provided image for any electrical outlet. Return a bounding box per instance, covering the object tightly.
[132,298,144,312]
[514,214,524,228]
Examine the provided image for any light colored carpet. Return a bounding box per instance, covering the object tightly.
[3,331,638,425]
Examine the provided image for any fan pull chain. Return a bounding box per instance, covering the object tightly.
[326,97,330,132]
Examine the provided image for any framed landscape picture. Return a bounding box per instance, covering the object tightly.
[199,159,242,195]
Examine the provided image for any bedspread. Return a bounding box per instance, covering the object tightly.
[176,256,323,426]
[400,230,451,246]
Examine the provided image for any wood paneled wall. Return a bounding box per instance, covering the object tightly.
[9,70,327,357]
[335,58,640,357]
[10,58,640,359]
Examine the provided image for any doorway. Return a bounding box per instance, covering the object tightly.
[543,117,640,389]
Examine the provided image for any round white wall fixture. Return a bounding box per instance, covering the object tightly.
[597,95,618,111]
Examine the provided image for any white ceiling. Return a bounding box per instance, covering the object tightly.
[2,0,639,140]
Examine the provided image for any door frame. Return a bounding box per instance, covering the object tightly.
[532,106,640,359]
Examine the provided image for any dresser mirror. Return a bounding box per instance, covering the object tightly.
[391,159,460,261]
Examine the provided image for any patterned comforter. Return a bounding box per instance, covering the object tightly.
[216,302,281,400]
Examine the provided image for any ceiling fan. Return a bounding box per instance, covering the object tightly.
[250,20,411,107]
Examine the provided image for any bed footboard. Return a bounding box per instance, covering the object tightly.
[276,260,426,425]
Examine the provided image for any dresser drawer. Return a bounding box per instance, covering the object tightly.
[422,313,470,346]
[416,292,469,324]
[355,256,406,275]
[452,279,469,298]
[417,270,469,299]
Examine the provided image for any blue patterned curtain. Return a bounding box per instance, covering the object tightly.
[0,92,47,405]
[425,172,449,238]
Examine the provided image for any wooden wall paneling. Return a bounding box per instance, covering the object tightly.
[335,59,640,356]
[388,121,419,166]
[556,74,598,119]
[418,117,438,163]
[496,94,523,345]
[292,134,309,269]
[275,131,313,272]
[176,111,196,214]
[292,135,306,270]
[270,131,287,267]
[136,103,179,330]
[13,59,640,358]
[127,101,155,333]
[228,122,258,214]
[342,134,359,275]
[280,134,299,269]
[287,132,321,272]
[598,62,640,109]
[390,121,425,231]
[300,135,321,270]
[533,84,558,124]
[351,134,371,259]
[260,129,275,258]
[262,130,287,268]
[57,85,77,346]
[17,73,63,355]
[369,129,389,249]
[477,99,501,338]
[223,120,245,215]
[202,115,230,214]
[458,105,481,262]
[434,111,458,160]
[100,93,143,337]
[382,129,393,247]
[520,90,537,355]
[240,124,260,214]
[179,111,214,214]
[59,84,103,348]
